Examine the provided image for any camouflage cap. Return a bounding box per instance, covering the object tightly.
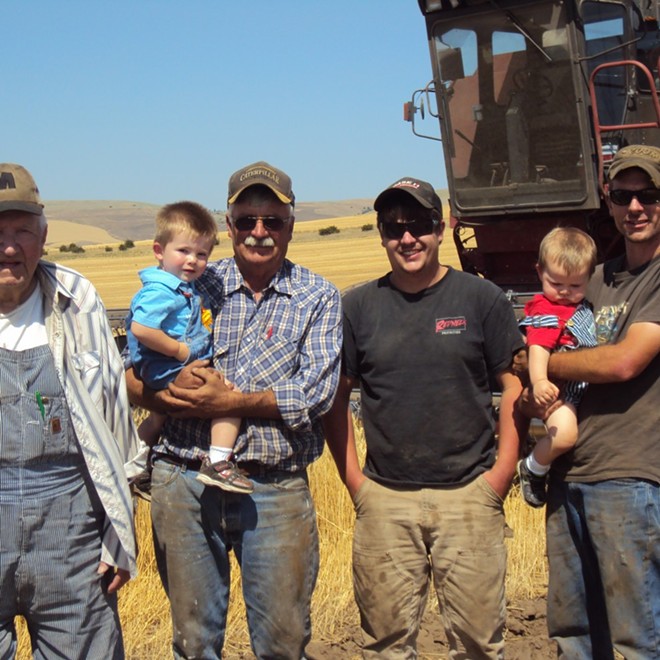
[608,145,660,187]
[227,161,295,206]
[0,163,44,215]
[374,177,442,214]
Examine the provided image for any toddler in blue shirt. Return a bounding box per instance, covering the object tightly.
[127,201,252,494]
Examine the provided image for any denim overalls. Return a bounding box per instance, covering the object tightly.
[0,345,123,659]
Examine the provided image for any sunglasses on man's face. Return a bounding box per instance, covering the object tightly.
[231,215,291,232]
[380,218,439,240]
[608,188,660,206]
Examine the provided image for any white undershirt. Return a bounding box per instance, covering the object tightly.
[0,284,48,350]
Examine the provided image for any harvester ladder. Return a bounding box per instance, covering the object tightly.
[589,59,660,188]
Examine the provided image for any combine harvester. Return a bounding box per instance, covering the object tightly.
[111,0,660,348]
[403,0,660,429]
[406,0,660,303]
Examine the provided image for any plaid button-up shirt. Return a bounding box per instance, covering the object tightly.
[155,258,342,472]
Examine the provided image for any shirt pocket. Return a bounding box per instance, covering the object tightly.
[71,351,102,408]
[248,335,299,389]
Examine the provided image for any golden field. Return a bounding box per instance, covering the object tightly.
[45,213,445,308]
[16,214,548,658]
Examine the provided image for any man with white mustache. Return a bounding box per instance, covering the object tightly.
[126,161,342,659]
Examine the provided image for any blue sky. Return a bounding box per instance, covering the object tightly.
[4,1,447,208]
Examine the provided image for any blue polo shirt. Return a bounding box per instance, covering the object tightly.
[126,266,212,389]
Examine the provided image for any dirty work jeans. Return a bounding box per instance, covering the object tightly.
[352,476,507,659]
[546,478,660,660]
[150,458,319,659]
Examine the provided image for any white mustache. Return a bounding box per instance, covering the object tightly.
[244,236,275,248]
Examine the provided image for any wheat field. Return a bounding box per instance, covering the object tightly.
[45,214,402,308]
[15,213,548,658]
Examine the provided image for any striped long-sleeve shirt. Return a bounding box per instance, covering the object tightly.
[155,257,343,472]
[36,261,139,577]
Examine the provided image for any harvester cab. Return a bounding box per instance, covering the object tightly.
[407,0,660,296]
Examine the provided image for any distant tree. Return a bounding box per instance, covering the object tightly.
[361,223,374,232]
[105,246,113,252]
[118,243,127,251]
[123,239,135,249]
[58,243,84,253]
[319,225,340,236]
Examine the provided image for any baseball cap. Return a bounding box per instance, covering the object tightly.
[607,145,660,187]
[374,177,442,214]
[0,163,44,215]
[227,161,295,206]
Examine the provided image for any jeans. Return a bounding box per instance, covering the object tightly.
[352,476,507,659]
[150,458,319,659]
[546,478,660,660]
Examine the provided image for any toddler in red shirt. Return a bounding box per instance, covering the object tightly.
[518,227,598,507]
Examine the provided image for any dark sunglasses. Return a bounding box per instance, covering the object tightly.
[380,218,439,240]
[231,215,291,232]
[608,188,660,206]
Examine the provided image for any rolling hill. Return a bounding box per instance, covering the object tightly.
[42,198,376,246]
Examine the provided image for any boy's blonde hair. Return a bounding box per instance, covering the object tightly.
[538,227,597,276]
[154,201,218,248]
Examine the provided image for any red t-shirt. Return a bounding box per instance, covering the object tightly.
[522,294,579,350]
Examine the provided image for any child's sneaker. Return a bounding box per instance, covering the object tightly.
[517,459,547,508]
[196,457,254,494]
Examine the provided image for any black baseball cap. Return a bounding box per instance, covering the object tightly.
[374,177,442,214]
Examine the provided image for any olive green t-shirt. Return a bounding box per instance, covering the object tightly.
[554,254,660,484]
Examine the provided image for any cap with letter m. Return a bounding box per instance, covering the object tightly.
[0,163,44,215]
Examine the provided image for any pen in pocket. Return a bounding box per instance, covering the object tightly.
[35,391,46,421]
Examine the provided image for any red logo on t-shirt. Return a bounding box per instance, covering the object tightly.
[435,317,467,334]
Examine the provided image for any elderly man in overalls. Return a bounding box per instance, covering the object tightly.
[0,164,139,659]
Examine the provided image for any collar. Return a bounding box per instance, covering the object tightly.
[138,266,195,293]
[35,260,75,306]
[224,258,294,297]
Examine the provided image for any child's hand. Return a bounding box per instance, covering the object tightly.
[176,342,190,363]
[532,379,559,406]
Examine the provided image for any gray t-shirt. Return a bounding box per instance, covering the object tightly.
[342,268,524,487]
